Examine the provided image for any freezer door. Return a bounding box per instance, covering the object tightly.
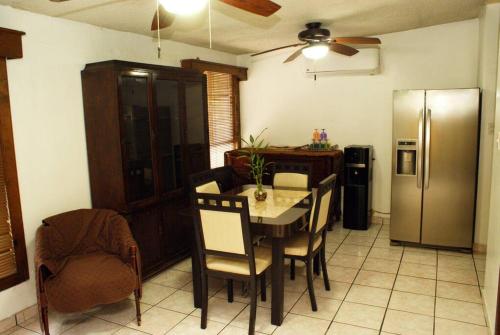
[421,89,479,248]
[390,90,425,243]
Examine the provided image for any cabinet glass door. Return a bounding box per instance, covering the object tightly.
[185,81,208,174]
[119,75,155,203]
[155,79,183,194]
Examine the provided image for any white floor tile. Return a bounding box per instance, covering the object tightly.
[382,309,433,335]
[191,297,246,324]
[388,291,435,316]
[290,294,341,320]
[334,302,385,330]
[326,322,378,335]
[273,314,330,335]
[345,285,391,308]
[166,315,225,335]
[435,297,486,326]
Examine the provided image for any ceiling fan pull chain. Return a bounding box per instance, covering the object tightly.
[208,0,213,49]
[156,0,161,58]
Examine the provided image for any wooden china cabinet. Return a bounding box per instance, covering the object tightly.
[81,60,209,277]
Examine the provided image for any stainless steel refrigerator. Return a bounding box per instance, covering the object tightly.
[390,89,480,249]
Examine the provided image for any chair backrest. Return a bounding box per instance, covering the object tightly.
[211,166,236,192]
[196,181,221,194]
[272,162,312,190]
[308,174,336,250]
[193,194,256,276]
[189,169,218,193]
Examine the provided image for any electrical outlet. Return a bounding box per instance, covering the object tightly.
[488,122,495,135]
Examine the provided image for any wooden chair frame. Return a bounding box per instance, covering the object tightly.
[193,194,269,335]
[286,174,336,311]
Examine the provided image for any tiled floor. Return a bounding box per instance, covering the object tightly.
[3,222,490,335]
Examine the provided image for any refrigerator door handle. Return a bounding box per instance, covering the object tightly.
[424,108,431,189]
[417,109,424,188]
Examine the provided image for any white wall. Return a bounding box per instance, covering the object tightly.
[0,5,237,320]
[476,4,500,249]
[484,27,500,335]
[238,20,479,214]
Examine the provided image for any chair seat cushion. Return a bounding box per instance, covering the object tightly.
[284,231,322,257]
[206,247,272,276]
[45,252,137,313]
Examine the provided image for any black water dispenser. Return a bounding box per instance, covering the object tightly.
[343,145,373,230]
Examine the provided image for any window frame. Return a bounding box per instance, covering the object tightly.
[181,59,247,166]
[0,27,29,291]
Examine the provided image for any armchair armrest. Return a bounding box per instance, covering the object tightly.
[108,215,142,296]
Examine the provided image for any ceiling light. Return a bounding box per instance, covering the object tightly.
[159,0,208,15]
[302,43,329,60]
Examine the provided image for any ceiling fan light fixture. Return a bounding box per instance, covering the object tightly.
[159,0,208,15]
[301,43,329,60]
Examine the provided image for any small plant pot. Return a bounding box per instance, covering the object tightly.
[254,189,267,201]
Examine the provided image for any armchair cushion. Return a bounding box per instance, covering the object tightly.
[44,251,137,313]
[284,231,322,257]
[35,209,141,314]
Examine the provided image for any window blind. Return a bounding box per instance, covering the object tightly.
[205,71,238,168]
[0,146,17,280]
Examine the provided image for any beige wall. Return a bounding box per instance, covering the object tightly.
[476,4,500,250]
[0,5,237,320]
[237,19,479,214]
[484,25,500,333]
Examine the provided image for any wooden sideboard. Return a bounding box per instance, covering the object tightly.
[224,148,344,226]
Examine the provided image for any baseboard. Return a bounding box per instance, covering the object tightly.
[372,212,390,225]
[0,304,37,333]
[480,286,495,335]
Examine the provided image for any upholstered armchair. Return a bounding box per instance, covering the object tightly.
[35,209,142,335]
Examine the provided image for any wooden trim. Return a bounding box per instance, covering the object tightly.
[181,59,248,81]
[0,28,25,59]
[0,58,29,291]
[232,76,241,149]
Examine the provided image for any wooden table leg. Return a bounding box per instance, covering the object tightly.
[191,243,202,308]
[271,237,284,326]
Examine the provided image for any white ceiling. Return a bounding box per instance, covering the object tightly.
[0,0,485,54]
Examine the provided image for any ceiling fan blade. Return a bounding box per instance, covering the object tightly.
[151,5,175,31]
[330,42,359,56]
[334,37,381,45]
[219,0,281,17]
[284,47,306,63]
[251,43,307,57]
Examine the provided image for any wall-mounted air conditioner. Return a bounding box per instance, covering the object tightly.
[305,47,380,77]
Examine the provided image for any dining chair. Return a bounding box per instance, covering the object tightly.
[193,193,271,335]
[284,173,336,311]
[190,169,221,194]
[272,161,312,190]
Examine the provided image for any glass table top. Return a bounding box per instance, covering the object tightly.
[238,187,311,219]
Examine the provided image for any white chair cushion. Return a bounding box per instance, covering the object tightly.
[196,181,221,194]
[283,231,322,257]
[273,173,308,189]
[206,246,272,275]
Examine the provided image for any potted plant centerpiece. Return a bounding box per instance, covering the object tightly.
[239,129,271,201]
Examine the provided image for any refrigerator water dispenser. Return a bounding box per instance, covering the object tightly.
[396,139,417,175]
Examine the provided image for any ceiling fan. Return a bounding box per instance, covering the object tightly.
[252,22,381,63]
[48,0,281,31]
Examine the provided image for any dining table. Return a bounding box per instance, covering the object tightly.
[189,184,314,326]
